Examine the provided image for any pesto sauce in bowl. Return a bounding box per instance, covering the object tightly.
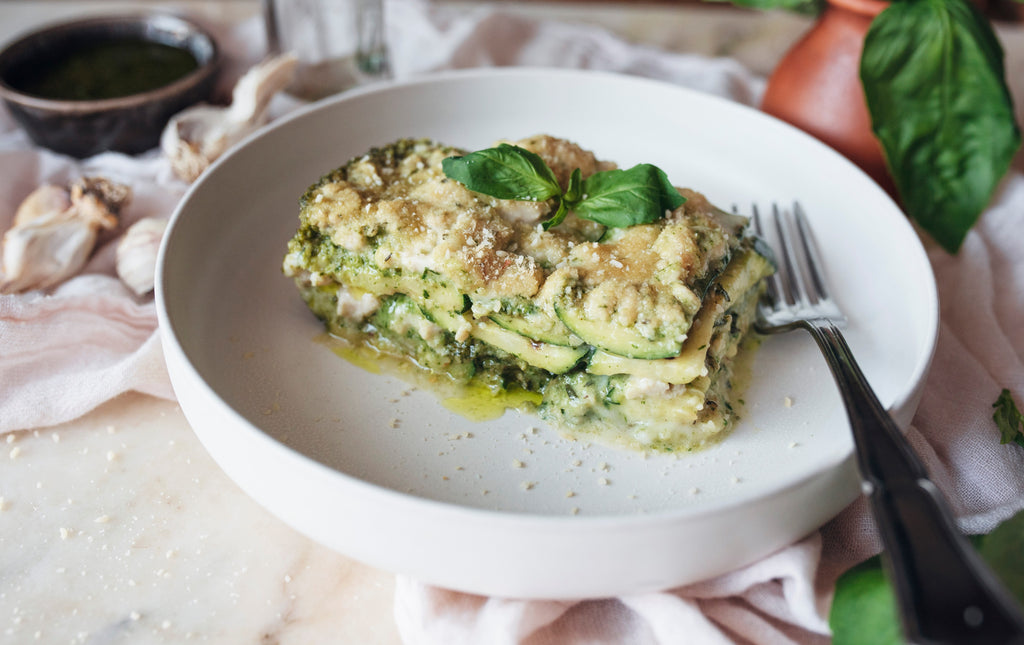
[12,38,199,101]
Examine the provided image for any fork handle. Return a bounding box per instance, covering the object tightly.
[807,320,1024,644]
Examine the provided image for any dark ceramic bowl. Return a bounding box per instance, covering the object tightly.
[0,13,219,158]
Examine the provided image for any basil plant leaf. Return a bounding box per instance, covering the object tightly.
[576,164,687,228]
[993,389,1024,448]
[441,144,562,202]
[829,556,903,645]
[978,508,1024,605]
[861,0,1021,253]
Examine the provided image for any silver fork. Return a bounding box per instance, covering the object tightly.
[753,202,1024,644]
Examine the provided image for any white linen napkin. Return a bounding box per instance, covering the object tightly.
[3,2,1023,644]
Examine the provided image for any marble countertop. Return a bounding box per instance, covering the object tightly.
[2,2,1023,644]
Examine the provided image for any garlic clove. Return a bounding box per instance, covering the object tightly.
[225,53,299,126]
[1,176,131,294]
[161,54,298,183]
[116,217,168,296]
[13,184,72,227]
[1,209,99,293]
[70,177,131,230]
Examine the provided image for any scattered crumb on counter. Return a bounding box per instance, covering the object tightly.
[9,446,21,460]
[783,396,794,408]
[598,478,610,486]
[512,459,525,469]
[520,481,535,491]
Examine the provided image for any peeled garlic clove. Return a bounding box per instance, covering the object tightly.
[161,54,298,183]
[1,209,99,293]
[161,104,232,183]
[13,184,72,227]
[224,53,299,126]
[116,217,168,296]
[0,176,131,294]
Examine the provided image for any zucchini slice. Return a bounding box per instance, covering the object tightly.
[552,294,687,360]
[473,319,588,374]
[586,302,717,383]
[425,305,588,374]
[586,246,774,382]
[488,310,582,347]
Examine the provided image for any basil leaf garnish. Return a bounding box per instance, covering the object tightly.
[442,145,686,230]
[543,168,583,230]
[441,144,561,202]
[576,164,686,228]
[861,0,1020,252]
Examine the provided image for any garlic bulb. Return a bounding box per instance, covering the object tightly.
[1,177,131,294]
[161,54,298,183]
[116,217,168,296]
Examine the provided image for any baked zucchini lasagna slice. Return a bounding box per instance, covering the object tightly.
[282,135,774,453]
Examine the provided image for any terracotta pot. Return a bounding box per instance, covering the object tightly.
[760,0,897,196]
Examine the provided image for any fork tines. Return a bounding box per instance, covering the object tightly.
[752,202,846,326]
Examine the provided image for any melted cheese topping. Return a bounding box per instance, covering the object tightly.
[299,136,733,331]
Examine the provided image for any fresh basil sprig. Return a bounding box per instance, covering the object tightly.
[861,0,1020,253]
[441,144,686,230]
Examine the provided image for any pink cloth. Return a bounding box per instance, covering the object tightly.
[0,146,181,432]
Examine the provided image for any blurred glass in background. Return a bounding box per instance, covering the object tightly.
[264,0,390,100]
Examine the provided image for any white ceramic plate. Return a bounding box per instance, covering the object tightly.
[157,68,938,599]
